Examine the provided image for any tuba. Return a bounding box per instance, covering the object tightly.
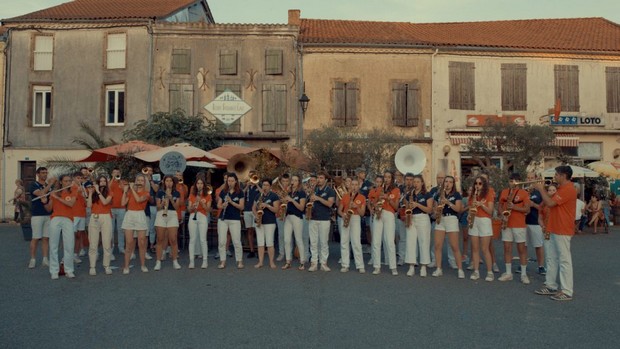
[227,153,256,183]
[395,144,427,175]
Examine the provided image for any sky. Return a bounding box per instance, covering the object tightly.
[2,0,620,24]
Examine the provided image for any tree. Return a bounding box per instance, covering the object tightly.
[123,110,223,151]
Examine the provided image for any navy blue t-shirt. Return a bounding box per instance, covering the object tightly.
[359,180,372,198]
[435,191,462,216]
[244,185,260,212]
[29,181,50,216]
[257,191,279,225]
[311,185,336,221]
[286,190,307,218]
[219,190,243,220]
[412,191,432,215]
[156,190,180,210]
[526,189,542,225]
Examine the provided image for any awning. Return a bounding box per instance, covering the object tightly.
[448,132,578,147]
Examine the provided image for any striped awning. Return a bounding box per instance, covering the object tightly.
[448,132,579,147]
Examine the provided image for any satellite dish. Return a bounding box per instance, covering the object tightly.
[395,144,427,175]
[160,151,187,175]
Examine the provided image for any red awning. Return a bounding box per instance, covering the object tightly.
[448,132,579,147]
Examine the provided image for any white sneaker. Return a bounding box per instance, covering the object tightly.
[66,272,75,278]
[372,267,381,275]
[359,268,366,274]
[420,266,427,277]
[78,249,87,257]
[340,267,349,273]
[189,261,195,269]
[122,268,129,275]
[308,263,318,272]
[201,261,208,269]
[154,261,161,271]
[141,266,149,273]
[320,264,331,272]
[276,254,285,262]
[458,269,465,279]
[105,267,113,275]
[89,268,96,276]
[498,273,513,282]
[73,256,82,264]
[42,257,49,267]
[521,274,531,285]
[173,260,182,270]
[145,252,153,260]
[391,269,398,276]
[110,254,116,261]
[51,273,59,280]
[470,270,480,280]
[432,268,443,277]
[406,266,415,277]
[28,259,36,269]
[485,272,494,282]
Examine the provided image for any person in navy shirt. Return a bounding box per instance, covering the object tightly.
[243,170,260,258]
[252,179,280,269]
[217,173,245,269]
[308,171,336,272]
[28,167,55,269]
[525,172,546,275]
[282,174,308,270]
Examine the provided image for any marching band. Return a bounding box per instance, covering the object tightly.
[25,155,578,301]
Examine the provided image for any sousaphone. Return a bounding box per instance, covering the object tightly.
[227,153,256,182]
[395,144,427,175]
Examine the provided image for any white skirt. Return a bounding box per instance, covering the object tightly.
[121,210,149,231]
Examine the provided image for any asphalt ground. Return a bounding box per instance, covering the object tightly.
[1,223,619,349]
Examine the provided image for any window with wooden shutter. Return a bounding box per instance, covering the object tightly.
[332,81,359,127]
[449,61,475,110]
[169,84,194,115]
[215,84,241,132]
[501,63,527,111]
[262,84,287,132]
[219,50,238,75]
[265,49,283,75]
[606,67,620,113]
[171,49,191,74]
[33,35,53,71]
[106,33,126,69]
[554,65,580,112]
[391,81,420,127]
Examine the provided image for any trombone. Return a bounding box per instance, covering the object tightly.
[513,179,553,189]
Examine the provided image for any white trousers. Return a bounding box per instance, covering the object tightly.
[88,214,113,268]
[309,220,331,264]
[372,211,396,269]
[188,212,209,261]
[407,214,431,265]
[545,234,574,296]
[49,217,75,274]
[340,215,364,269]
[284,215,305,262]
[256,223,276,247]
[217,219,242,262]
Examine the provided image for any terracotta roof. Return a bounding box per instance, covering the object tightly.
[3,0,198,22]
[300,17,620,52]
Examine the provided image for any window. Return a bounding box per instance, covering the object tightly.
[501,63,527,111]
[449,61,475,110]
[391,81,420,127]
[262,84,287,132]
[169,84,194,115]
[33,35,53,71]
[332,81,359,127]
[171,49,191,74]
[554,65,580,112]
[606,67,620,113]
[578,142,601,160]
[32,86,52,127]
[105,84,125,126]
[265,49,283,75]
[106,33,126,69]
[219,50,237,75]
[215,84,241,132]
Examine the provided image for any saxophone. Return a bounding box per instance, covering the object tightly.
[343,191,355,228]
[467,188,479,229]
[404,189,414,228]
[255,192,265,227]
[374,185,387,220]
[305,183,315,221]
[501,188,517,231]
[435,185,446,224]
[162,188,171,217]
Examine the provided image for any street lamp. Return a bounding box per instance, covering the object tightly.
[299,93,310,115]
[298,93,310,147]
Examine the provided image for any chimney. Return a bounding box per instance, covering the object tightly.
[288,9,301,26]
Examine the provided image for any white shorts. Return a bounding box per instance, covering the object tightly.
[243,211,255,229]
[526,224,544,248]
[469,217,493,237]
[154,210,180,228]
[31,216,50,239]
[121,210,149,232]
[434,215,459,232]
[502,227,527,243]
[73,216,86,232]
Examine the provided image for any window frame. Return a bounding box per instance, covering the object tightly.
[554,64,580,112]
[171,49,191,75]
[501,63,527,111]
[32,34,54,71]
[219,49,238,76]
[105,32,127,70]
[31,85,52,127]
[391,80,421,127]
[169,83,195,116]
[105,84,126,126]
[262,84,287,132]
[332,80,359,127]
[265,49,283,75]
[606,67,620,113]
[448,61,476,110]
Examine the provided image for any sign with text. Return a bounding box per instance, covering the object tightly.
[548,115,605,126]
[466,114,525,127]
[204,90,252,126]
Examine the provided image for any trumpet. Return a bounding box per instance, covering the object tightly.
[141,167,149,175]
[206,185,213,195]
[179,179,184,184]
[249,174,260,185]
[114,175,121,180]
[513,179,553,189]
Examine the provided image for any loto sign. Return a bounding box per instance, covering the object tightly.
[204,90,252,126]
[548,115,605,126]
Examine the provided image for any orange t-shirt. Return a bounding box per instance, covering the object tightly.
[92,194,113,215]
[475,190,495,219]
[341,193,366,216]
[213,187,223,218]
[72,185,87,217]
[499,188,530,228]
[127,189,150,211]
[547,182,577,236]
[109,179,125,208]
[368,187,381,205]
[189,193,212,216]
[382,187,401,214]
[51,189,77,220]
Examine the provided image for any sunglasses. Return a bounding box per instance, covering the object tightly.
[475,181,483,185]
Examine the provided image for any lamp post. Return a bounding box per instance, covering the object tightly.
[298,93,310,146]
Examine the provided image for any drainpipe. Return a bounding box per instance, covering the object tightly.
[430,48,439,181]
[297,42,304,148]
[2,29,13,222]
[146,19,154,121]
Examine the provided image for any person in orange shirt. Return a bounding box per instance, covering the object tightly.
[187,176,212,269]
[47,175,78,280]
[86,176,113,275]
[72,172,88,264]
[468,176,496,282]
[533,165,577,301]
[498,173,532,284]
[121,174,151,274]
[109,168,126,256]
[371,171,401,276]
[338,178,366,273]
